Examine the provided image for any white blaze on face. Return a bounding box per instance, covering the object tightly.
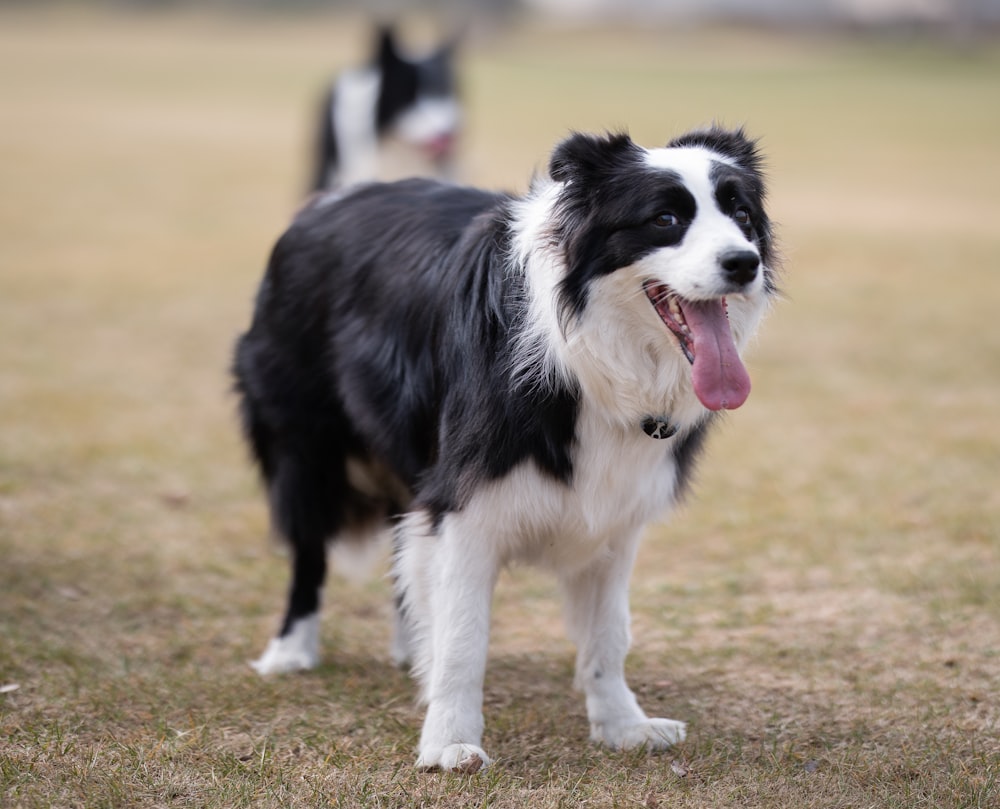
[637,146,766,411]
[642,146,760,301]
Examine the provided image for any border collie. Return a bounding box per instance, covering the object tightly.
[234,127,777,771]
[311,25,460,191]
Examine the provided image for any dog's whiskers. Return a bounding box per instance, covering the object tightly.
[638,280,676,309]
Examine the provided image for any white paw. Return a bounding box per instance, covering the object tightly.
[416,743,492,773]
[249,615,319,675]
[592,717,687,751]
[250,637,318,674]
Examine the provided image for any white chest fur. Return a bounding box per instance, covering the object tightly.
[457,403,687,574]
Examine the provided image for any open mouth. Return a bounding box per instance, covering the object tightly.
[421,132,456,161]
[642,280,752,411]
[643,281,696,364]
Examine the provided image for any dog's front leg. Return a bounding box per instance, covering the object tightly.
[414,513,498,772]
[561,530,686,752]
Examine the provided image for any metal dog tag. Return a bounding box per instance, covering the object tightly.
[641,416,676,439]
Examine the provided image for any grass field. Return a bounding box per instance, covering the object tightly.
[1,7,998,807]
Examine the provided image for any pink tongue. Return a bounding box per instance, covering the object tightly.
[680,299,751,411]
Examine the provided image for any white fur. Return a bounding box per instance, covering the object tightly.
[395,97,461,148]
[251,613,320,675]
[331,69,381,188]
[508,180,580,394]
[560,526,686,750]
[395,402,694,768]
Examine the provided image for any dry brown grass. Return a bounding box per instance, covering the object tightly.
[1,8,998,807]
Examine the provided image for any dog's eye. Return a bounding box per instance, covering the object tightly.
[652,212,680,228]
[734,207,752,228]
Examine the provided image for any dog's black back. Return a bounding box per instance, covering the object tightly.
[237,181,500,629]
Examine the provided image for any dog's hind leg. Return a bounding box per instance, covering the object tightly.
[560,529,686,752]
[389,590,414,669]
[251,446,343,675]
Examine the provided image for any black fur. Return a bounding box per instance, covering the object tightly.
[374,28,455,133]
[235,180,581,634]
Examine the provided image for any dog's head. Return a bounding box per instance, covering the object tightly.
[545,128,777,414]
[374,26,461,163]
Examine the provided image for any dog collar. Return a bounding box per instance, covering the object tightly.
[641,416,677,439]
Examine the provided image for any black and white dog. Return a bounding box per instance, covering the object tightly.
[311,26,460,191]
[235,127,776,771]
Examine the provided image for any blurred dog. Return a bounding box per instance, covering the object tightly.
[235,127,777,770]
[310,25,460,191]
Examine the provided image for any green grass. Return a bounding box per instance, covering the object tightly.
[1,8,998,807]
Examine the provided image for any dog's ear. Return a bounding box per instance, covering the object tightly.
[549,132,638,183]
[669,126,764,177]
[375,24,403,69]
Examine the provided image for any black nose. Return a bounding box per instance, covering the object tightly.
[720,250,760,286]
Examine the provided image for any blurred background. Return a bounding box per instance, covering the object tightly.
[0,0,998,804]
